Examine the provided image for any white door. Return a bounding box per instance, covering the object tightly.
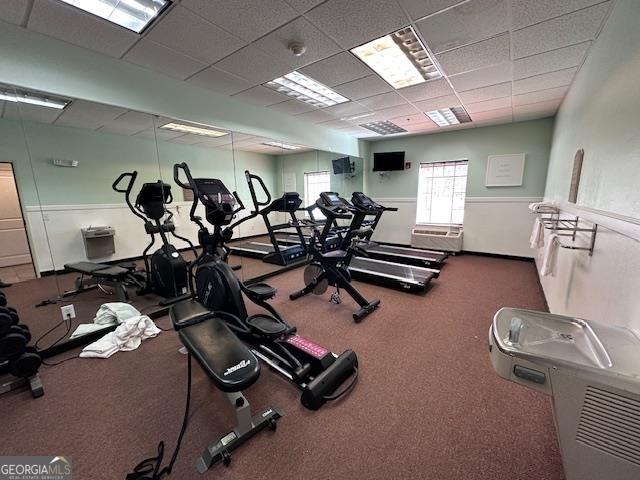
[0,163,32,267]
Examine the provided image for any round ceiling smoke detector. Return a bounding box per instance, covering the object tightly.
[288,41,307,57]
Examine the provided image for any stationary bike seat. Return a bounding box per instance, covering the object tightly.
[244,283,277,301]
[246,315,287,338]
[321,250,347,259]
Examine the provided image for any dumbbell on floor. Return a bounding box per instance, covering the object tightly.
[8,347,42,378]
[0,324,32,359]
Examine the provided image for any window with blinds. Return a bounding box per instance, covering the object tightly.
[416,160,468,225]
[304,171,330,218]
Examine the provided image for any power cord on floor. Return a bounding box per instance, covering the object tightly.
[35,313,82,367]
[126,354,192,479]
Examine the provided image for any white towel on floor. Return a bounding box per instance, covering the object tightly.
[94,302,142,325]
[80,315,161,359]
[541,234,560,276]
[529,217,545,249]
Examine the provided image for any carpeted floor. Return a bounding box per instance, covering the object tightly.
[0,254,564,480]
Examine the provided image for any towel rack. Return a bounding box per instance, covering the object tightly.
[541,215,598,256]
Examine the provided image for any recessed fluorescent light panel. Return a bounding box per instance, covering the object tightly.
[0,85,71,110]
[262,141,301,151]
[359,121,407,135]
[160,122,229,137]
[264,71,349,108]
[351,26,441,89]
[425,107,471,127]
[59,0,170,33]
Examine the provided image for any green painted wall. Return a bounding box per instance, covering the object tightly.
[545,0,640,218]
[364,118,554,199]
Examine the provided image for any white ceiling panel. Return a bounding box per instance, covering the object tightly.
[214,45,293,84]
[464,96,511,113]
[512,2,611,59]
[512,0,607,30]
[27,0,139,58]
[267,100,318,115]
[170,133,208,145]
[305,0,410,50]
[99,111,154,136]
[146,6,246,64]
[436,33,510,76]
[470,106,513,121]
[231,86,291,107]
[333,76,393,101]
[457,82,511,103]
[513,42,590,80]
[55,101,128,130]
[448,62,512,91]
[513,67,578,95]
[389,113,430,126]
[322,101,371,118]
[512,86,568,106]
[415,0,509,54]
[295,109,338,123]
[133,129,187,141]
[193,136,233,148]
[123,39,206,80]
[513,98,562,114]
[299,52,372,87]
[397,79,456,102]
[413,94,461,112]
[513,109,556,122]
[3,102,64,124]
[398,0,464,21]
[186,66,252,95]
[367,103,420,122]
[318,119,356,129]
[285,0,326,13]
[1,0,29,25]
[357,92,407,110]
[404,121,440,133]
[181,0,298,43]
[253,17,342,70]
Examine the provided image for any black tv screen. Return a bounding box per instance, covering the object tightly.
[332,156,352,175]
[373,152,405,171]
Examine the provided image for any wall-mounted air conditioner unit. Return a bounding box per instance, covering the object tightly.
[411,225,463,252]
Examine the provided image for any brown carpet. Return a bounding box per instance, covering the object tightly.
[0,254,564,480]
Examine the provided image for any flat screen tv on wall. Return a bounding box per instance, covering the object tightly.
[373,151,405,171]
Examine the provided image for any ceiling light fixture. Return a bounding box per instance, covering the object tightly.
[160,122,229,137]
[262,141,301,150]
[425,107,471,127]
[264,71,349,108]
[359,120,407,135]
[0,86,70,110]
[351,26,441,90]
[59,0,170,33]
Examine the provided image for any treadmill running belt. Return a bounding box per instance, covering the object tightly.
[348,257,439,292]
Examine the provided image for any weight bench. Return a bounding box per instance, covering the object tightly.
[63,261,139,302]
[171,299,282,473]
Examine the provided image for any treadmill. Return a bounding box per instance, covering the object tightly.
[348,192,448,269]
[315,192,439,292]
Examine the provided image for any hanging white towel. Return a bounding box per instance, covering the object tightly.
[80,315,161,359]
[529,217,545,249]
[528,202,544,212]
[541,234,560,276]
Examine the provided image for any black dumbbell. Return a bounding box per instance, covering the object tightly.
[9,347,42,378]
[0,292,6,307]
[0,312,12,338]
[0,325,29,359]
[0,306,19,322]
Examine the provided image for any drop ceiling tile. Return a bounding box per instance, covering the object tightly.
[405,121,440,133]
[513,98,562,114]
[319,119,355,130]
[1,0,29,24]
[181,0,298,43]
[3,102,64,124]
[470,106,513,121]
[458,82,511,103]
[27,0,139,58]
[99,111,155,136]
[397,78,455,102]
[368,103,420,121]
[398,0,463,21]
[254,17,342,70]
[512,86,568,106]
[389,113,429,126]
[231,86,291,107]
[295,109,338,123]
[55,101,128,130]
[415,0,509,54]
[170,133,207,145]
[322,101,371,118]
[186,66,253,95]
[333,76,393,101]
[474,116,513,127]
[300,52,372,87]
[123,39,206,80]
[134,129,187,141]
[512,0,607,30]
[214,45,293,84]
[305,0,410,50]
[513,110,556,122]
[448,62,512,91]
[436,33,510,75]
[512,2,611,59]
[413,94,460,112]
[464,96,511,113]
[146,6,246,64]
[192,136,234,148]
[285,0,326,13]
[514,42,590,80]
[357,92,407,110]
[513,67,578,95]
[268,100,318,115]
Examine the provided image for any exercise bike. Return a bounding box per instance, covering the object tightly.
[173,162,359,410]
[113,171,196,302]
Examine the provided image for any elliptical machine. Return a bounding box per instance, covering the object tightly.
[113,171,196,302]
[173,162,359,410]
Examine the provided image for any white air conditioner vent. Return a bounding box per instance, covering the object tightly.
[411,226,463,252]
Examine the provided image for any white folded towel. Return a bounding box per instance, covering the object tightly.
[80,315,161,359]
[528,202,544,212]
[541,233,560,276]
[529,217,545,249]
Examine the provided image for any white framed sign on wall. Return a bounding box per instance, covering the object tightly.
[485,153,526,187]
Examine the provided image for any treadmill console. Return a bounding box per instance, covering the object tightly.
[351,192,381,211]
[318,192,352,217]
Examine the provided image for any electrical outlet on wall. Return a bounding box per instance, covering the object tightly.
[61,304,76,320]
